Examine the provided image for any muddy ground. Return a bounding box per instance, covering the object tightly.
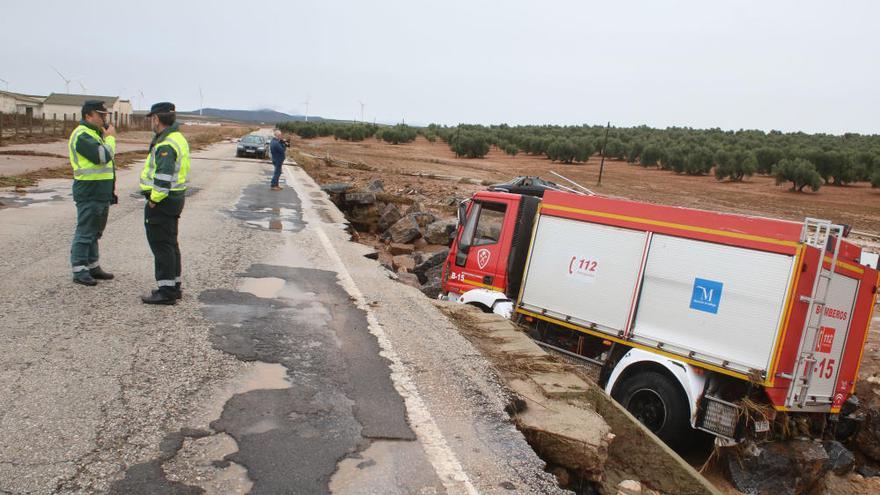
[289,133,880,495]
[294,135,880,235]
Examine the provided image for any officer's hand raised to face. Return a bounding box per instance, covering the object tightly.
[103,124,117,138]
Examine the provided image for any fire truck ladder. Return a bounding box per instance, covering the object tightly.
[785,217,845,408]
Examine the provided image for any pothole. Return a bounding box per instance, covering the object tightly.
[227,182,305,233]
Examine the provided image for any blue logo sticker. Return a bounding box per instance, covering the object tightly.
[690,278,723,314]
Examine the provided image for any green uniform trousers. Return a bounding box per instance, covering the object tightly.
[71,200,110,273]
[144,193,185,293]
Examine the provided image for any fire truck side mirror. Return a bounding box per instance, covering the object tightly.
[455,200,475,266]
[457,200,469,229]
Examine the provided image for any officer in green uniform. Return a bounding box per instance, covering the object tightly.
[69,100,118,286]
[139,102,190,305]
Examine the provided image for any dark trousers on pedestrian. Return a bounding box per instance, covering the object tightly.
[71,200,110,273]
[271,160,283,187]
[145,194,185,294]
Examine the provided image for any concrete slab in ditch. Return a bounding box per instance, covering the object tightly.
[435,300,721,495]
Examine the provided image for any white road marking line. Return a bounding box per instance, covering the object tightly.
[283,165,479,495]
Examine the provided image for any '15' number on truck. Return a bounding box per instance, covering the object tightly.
[805,358,835,379]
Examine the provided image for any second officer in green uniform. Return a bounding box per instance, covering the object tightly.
[139,102,190,305]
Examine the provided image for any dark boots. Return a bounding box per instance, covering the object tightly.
[73,271,97,286]
[89,266,114,280]
[141,289,177,305]
[73,266,113,286]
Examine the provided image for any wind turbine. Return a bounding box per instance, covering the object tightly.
[137,90,145,111]
[358,100,365,122]
[50,66,76,93]
[0,77,8,91]
[76,80,87,94]
[198,85,204,116]
[301,98,310,122]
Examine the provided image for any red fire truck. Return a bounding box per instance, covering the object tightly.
[440,190,878,449]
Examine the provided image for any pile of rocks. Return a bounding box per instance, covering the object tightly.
[719,437,880,495]
[322,180,458,297]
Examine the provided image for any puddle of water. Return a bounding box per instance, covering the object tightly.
[192,362,292,431]
[228,183,305,233]
[276,280,318,302]
[233,362,292,393]
[166,433,254,495]
[0,188,67,208]
[245,219,299,231]
[238,277,286,299]
[291,302,332,327]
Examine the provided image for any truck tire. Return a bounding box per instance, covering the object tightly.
[612,370,691,451]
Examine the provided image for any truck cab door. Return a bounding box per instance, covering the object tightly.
[449,200,509,293]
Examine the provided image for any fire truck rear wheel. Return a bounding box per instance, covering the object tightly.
[612,370,691,451]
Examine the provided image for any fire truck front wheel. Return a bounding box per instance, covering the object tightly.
[612,370,691,451]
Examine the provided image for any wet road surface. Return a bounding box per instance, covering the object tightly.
[0,132,562,494]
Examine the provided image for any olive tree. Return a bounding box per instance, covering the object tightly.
[774,158,822,192]
[714,149,757,181]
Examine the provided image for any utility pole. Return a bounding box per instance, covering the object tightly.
[597,121,610,186]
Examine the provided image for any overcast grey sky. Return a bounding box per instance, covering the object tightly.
[1,1,877,133]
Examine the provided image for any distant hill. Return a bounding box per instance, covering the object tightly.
[182,108,330,124]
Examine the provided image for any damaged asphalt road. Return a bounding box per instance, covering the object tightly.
[1,135,562,494]
[113,265,435,494]
[201,265,423,493]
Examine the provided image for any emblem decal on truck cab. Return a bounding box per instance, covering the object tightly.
[477,248,491,269]
[690,278,723,314]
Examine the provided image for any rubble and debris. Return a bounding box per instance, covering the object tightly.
[617,479,662,495]
[404,201,424,215]
[320,182,353,195]
[386,215,422,244]
[413,248,449,284]
[822,440,855,475]
[420,279,443,299]
[343,191,376,205]
[365,179,385,192]
[392,254,416,272]
[395,273,422,289]
[856,464,880,478]
[424,219,457,245]
[388,243,415,256]
[721,440,830,495]
[855,407,880,463]
[811,471,880,494]
[378,203,403,231]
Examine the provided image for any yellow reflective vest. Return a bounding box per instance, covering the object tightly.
[68,124,116,181]
[140,128,190,203]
